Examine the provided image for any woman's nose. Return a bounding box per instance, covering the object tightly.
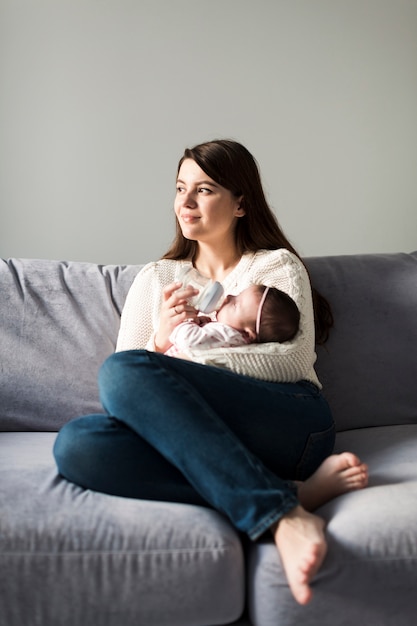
[183,191,197,208]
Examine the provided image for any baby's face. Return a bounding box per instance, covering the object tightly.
[216,285,261,337]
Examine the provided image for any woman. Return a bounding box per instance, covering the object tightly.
[54,139,367,605]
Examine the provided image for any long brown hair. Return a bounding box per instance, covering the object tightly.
[163,139,333,344]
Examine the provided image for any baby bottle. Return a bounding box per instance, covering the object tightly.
[177,265,224,314]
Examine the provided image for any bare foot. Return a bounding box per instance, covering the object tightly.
[297,452,368,511]
[273,505,327,605]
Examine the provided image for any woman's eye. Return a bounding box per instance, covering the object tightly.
[198,187,212,194]
[176,186,184,193]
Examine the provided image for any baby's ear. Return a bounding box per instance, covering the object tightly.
[242,327,257,343]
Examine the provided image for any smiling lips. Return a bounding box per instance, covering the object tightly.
[181,214,200,223]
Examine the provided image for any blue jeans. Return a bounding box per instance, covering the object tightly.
[54,350,335,540]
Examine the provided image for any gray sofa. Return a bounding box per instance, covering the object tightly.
[1,251,417,626]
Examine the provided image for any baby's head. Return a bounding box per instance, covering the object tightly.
[216,284,300,344]
[255,285,300,343]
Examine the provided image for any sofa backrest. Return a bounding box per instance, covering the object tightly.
[1,253,416,433]
[307,251,417,431]
[0,258,141,431]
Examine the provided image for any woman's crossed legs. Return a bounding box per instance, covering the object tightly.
[54,350,368,604]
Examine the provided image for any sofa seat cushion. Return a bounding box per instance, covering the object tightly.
[247,425,417,626]
[0,432,245,626]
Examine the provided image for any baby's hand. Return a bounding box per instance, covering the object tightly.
[195,315,211,326]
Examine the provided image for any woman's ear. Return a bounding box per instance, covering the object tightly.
[235,197,246,217]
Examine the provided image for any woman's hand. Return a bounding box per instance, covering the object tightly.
[154,282,199,352]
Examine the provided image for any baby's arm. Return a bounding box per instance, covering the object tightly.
[169,320,247,354]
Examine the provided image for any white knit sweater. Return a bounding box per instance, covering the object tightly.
[116,248,321,387]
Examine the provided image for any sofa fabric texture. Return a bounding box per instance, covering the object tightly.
[1,252,417,626]
[0,259,140,431]
[0,434,244,626]
[309,252,417,431]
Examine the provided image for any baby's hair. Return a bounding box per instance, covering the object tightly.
[255,285,300,343]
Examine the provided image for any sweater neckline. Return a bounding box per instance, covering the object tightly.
[176,252,256,289]
[221,252,256,290]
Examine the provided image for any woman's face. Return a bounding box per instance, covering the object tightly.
[174,159,244,246]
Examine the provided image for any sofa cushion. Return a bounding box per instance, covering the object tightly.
[307,252,417,431]
[0,432,245,626]
[247,424,417,626]
[2,252,416,434]
[0,258,140,431]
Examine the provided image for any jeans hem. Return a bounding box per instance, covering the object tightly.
[247,493,299,541]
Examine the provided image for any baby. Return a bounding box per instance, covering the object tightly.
[165,284,300,358]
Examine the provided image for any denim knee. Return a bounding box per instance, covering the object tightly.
[99,349,147,385]
[98,350,146,410]
[98,350,126,388]
[53,419,81,481]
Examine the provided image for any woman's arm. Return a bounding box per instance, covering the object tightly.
[115,260,199,353]
[116,263,163,352]
[182,250,319,385]
[115,251,320,386]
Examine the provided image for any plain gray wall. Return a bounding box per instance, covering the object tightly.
[1,0,416,265]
